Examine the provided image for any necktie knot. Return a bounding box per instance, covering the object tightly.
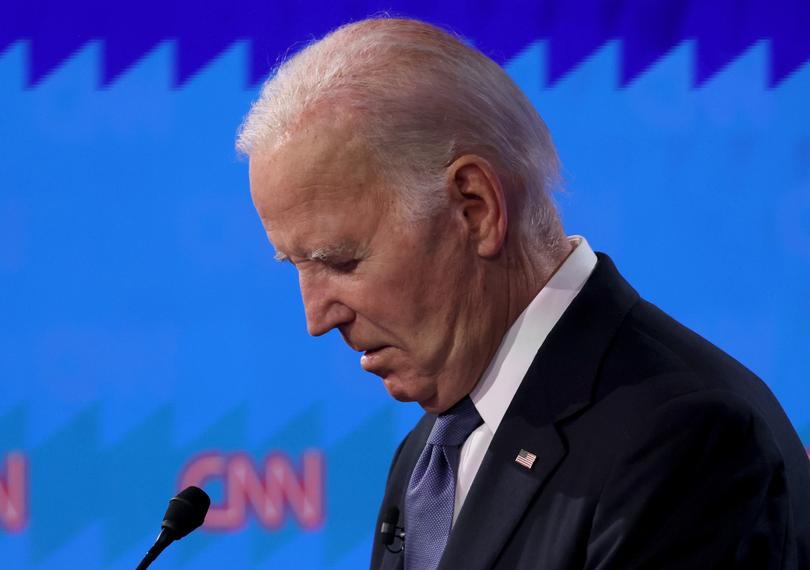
[427,396,483,447]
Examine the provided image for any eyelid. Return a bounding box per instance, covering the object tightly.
[328,258,360,272]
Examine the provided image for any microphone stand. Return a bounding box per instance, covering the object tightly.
[136,528,175,570]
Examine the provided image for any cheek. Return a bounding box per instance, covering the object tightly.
[365,227,469,345]
[398,270,464,352]
[353,265,434,342]
[390,264,440,314]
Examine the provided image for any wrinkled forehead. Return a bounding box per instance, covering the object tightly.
[248,118,382,226]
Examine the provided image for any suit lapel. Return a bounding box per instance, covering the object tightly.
[439,397,565,570]
[380,548,405,570]
[374,414,436,570]
[438,254,639,569]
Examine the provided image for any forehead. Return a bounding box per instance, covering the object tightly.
[250,118,380,209]
[248,119,388,254]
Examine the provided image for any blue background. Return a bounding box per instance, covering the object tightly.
[1,2,809,568]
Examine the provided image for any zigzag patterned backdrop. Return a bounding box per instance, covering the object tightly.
[1,2,809,568]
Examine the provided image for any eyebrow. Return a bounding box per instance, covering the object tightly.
[273,244,352,264]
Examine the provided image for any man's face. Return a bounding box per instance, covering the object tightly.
[249,120,493,413]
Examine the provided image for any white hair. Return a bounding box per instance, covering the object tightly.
[237,17,564,251]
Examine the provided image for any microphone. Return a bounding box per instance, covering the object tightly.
[379,505,405,553]
[135,486,211,570]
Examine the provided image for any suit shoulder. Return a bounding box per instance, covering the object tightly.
[597,299,778,407]
[587,299,809,491]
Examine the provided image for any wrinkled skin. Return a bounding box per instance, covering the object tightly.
[249,117,561,413]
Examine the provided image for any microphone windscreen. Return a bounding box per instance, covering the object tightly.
[161,486,211,539]
[383,506,399,525]
[379,506,400,545]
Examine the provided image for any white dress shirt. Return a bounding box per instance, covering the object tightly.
[453,236,598,523]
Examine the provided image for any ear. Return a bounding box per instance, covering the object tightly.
[446,155,508,257]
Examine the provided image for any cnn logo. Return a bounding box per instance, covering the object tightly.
[179,450,325,531]
[0,452,27,532]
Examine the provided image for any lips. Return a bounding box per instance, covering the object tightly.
[360,345,392,372]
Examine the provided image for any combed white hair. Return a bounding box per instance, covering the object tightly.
[237,17,564,251]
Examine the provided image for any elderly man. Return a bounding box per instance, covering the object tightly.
[239,17,810,570]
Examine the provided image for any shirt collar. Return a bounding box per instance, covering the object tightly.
[469,236,598,433]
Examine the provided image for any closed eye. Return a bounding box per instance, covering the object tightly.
[329,259,360,273]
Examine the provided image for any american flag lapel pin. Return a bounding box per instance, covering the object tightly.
[515,448,537,470]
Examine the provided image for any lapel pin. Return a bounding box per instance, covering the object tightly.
[515,449,537,470]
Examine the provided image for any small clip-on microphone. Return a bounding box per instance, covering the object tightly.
[379,505,406,554]
[135,486,211,570]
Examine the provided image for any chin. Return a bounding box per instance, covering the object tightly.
[382,374,435,409]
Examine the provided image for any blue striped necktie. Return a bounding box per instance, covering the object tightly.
[404,396,483,570]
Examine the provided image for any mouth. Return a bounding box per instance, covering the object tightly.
[359,345,392,371]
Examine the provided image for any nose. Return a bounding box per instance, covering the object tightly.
[298,270,355,337]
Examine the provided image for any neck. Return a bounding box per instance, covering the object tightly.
[432,233,572,413]
[501,234,573,331]
[461,233,572,406]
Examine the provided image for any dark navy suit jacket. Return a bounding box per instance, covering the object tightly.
[370,254,810,569]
